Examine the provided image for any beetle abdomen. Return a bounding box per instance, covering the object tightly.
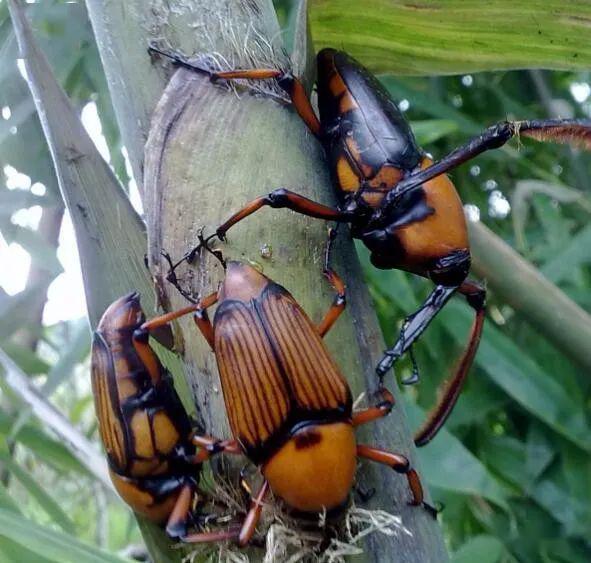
[386,157,469,273]
[262,422,356,512]
[109,470,185,524]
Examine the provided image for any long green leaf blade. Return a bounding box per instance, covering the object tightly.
[0,452,76,534]
[310,1,591,75]
[440,301,591,451]
[0,508,131,563]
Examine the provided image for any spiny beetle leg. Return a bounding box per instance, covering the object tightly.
[216,188,350,242]
[160,250,198,304]
[179,525,242,544]
[165,483,195,539]
[356,445,436,518]
[352,387,395,427]
[383,118,591,213]
[192,292,219,350]
[150,48,322,137]
[317,266,346,337]
[148,45,217,78]
[237,480,270,547]
[211,68,321,137]
[413,280,486,447]
[323,224,340,272]
[375,284,457,381]
[406,346,420,386]
[190,435,241,462]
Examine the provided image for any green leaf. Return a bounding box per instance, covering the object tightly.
[444,376,509,430]
[9,321,90,438]
[407,402,509,510]
[0,481,20,514]
[309,1,591,75]
[0,508,131,563]
[511,180,591,254]
[540,539,591,563]
[410,119,459,145]
[380,77,482,133]
[0,222,62,276]
[43,321,90,397]
[0,341,50,375]
[0,537,56,563]
[0,188,49,217]
[541,224,591,284]
[0,452,76,534]
[525,423,556,483]
[532,479,590,538]
[0,411,85,474]
[0,283,47,341]
[440,301,591,451]
[452,534,504,563]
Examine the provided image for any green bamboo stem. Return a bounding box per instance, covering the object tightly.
[86,0,447,561]
[469,220,591,374]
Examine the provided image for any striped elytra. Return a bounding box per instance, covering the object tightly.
[212,262,352,462]
[91,293,198,521]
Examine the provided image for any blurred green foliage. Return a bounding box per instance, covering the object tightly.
[0,1,589,562]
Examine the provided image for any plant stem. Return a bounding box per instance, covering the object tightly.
[86,0,447,561]
[469,220,591,373]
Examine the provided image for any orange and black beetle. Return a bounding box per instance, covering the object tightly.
[134,261,434,546]
[151,47,591,445]
[91,293,239,542]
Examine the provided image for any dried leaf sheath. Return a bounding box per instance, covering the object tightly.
[213,278,352,461]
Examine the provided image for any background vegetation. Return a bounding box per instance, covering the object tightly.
[0,0,590,561]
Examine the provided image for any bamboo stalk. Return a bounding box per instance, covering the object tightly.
[469,220,591,374]
[86,0,447,561]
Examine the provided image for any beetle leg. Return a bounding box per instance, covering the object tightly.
[375,284,458,382]
[165,483,196,539]
[150,47,322,137]
[237,480,270,547]
[356,445,437,517]
[212,69,321,137]
[179,526,242,544]
[190,435,242,462]
[384,118,591,209]
[317,266,346,337]
[131,305,198,385]
[352,387,394,427]
[192,292,219,350]
[216,188,350,241]
[324,224,340,271]
[139,305,199,332]
[413,280,486,446]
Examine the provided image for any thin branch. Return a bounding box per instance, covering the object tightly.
[469,219,591,374]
